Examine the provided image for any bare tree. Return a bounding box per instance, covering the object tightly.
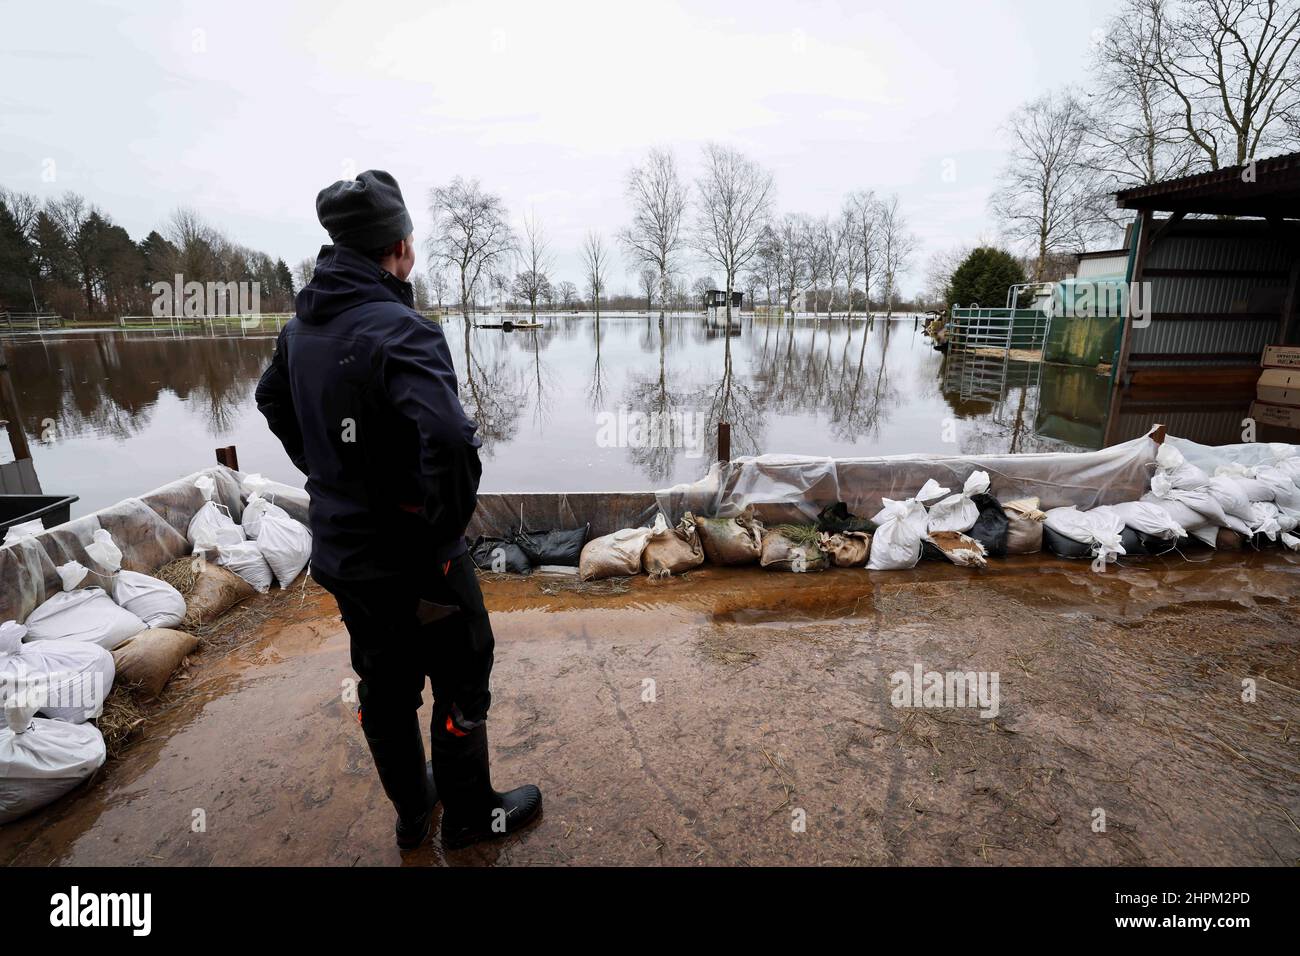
[619,148,688,322]
[839,206,864,321]
[0,188,40,238]
[990,90,1114,280]
[1136,0,1300,169]
[555,280,578,311]
[876,195,918,318]
[426,177,514,323]
[774,214,809,314]
[816,214,846,320]
[693,143,775,327]
[513,211,551,319]
[638,267,658,312]
[800,216,827,314]
[845,191,880,316]
[582,231,609,319]
[1091,0,1200,186]
[427,267,451,309]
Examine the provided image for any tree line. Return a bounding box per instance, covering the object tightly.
[424,143,918,325]
[0,188,296,316]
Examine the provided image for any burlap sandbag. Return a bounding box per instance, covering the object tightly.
[696,507,764,566]
[817,531,871,567]
[1002,497,1046,555]
[111,628,199,699]
[579,527,653,581]
[759,530,828,572]
[642,513,705,575]
[186,562,256,625]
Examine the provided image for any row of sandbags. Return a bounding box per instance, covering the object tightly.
[561,446,1300,581]
[187,475,311,592]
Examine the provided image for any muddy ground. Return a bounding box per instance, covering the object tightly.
[2,549,1298,866]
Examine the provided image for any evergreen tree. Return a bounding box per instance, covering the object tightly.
[0,200,34,310]
[944,247,1028,308]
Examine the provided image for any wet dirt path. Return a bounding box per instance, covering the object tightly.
[3,552,1298,866]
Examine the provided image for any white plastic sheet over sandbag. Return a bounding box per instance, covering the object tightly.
[0,696,106,824]
[867,481,946,571]
[84,529,185,629]
[1144,474,1235,531]
[2,519,44,546]
[1154,443,1210,491]
[1044,507,1126,566]
[927,471,989,534]
[1212,464,1276,503]
[0,621,114,728]
[23,563,146,651]
[187,476,245,551]
[209,542,274,593]
[257,513,312,588]
[656,429,1160,526]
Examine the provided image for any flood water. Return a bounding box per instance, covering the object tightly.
[0,312,1153,518]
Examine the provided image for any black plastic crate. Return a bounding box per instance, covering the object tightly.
[0,494,79,534]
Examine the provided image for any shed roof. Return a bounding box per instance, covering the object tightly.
[1115,151,1300,218]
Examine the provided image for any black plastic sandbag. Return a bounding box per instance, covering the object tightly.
[1118,526,1151,556]
[1042,525,1093,559]
[967,492,1009,558]
[511,525,590,567]
[469,536,532,574]
[816,502,876,535]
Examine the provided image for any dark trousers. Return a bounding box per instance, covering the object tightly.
[315,552,495,761]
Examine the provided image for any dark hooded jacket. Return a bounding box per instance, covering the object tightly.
[255,244,481,580]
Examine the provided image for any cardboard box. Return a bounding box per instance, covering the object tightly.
[1250,401,1300,431]
[1261,344,1300,369]
[1257,368,1300,406]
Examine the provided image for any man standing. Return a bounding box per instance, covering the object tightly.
[256,170,541,851]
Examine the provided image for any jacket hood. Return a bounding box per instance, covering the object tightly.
[295,244,415,325]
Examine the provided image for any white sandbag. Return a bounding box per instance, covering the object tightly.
[1212,464,1276,502]
[1104,501,1187,541]
[868,497,930,571]
[0,696,106,824]
[579,526,654,581]
[187,476,245,551]
[1205,476,1255,523]
[23,564,146,651]
[1145,474,1233,529]
[0,621,114,728]
[927,471,989,534]
[3,519,44,546]
[1253,463,1300,511]
[85,529,185,628]
[257,513,312,588]
[1155,443,1211,490]
[241,493,291,539]
[210,542,273,594]
[1248,502,1283,540]
[1282,531,1300,552]
[1043,506,1126,565]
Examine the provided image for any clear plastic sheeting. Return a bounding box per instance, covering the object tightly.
[468,492,658,542]
[1167,437,1297,473]
[656,429,1161,527]
[0,467,246,626]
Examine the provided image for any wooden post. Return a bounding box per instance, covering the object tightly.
[215,445,240,470]
[1150,423,1166,445]
[717,422,731,464]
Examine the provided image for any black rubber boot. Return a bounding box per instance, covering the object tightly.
[363,724,440,850]
[430,723,542,850]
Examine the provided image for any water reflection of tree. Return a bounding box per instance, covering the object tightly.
[457,326,526,457]
[6,330,273,445]
[586,315,608,410]
[621,315,691,482]
[697,326,765,460]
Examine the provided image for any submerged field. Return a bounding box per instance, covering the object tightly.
[2,550,1297,866]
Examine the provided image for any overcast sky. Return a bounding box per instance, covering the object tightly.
[1,0,1121,295]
